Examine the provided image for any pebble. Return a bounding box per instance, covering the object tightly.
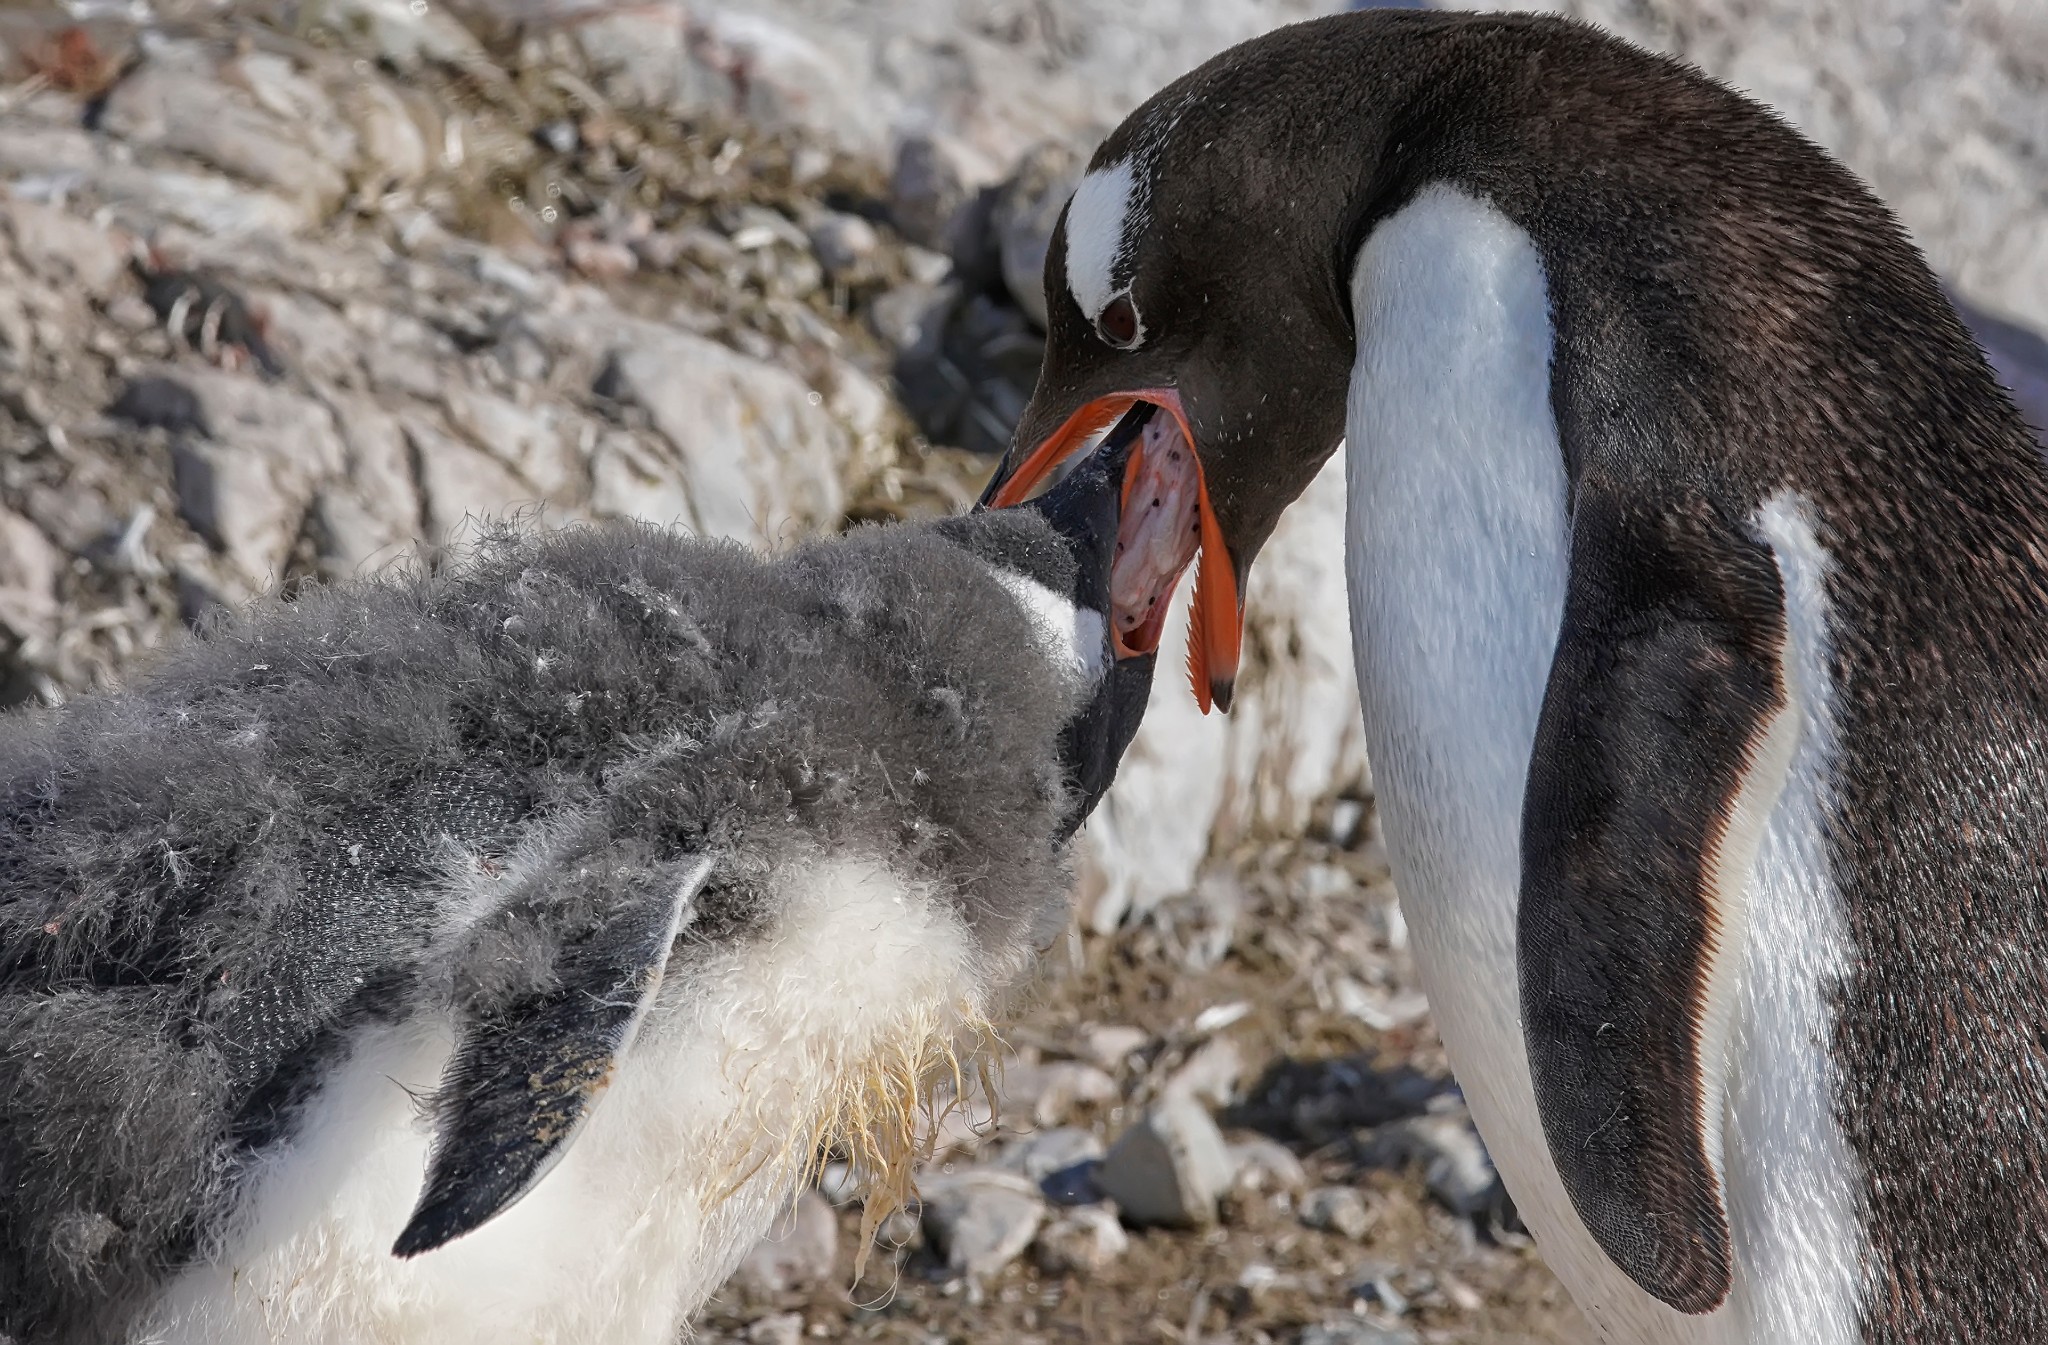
[1094,1095,1235,1227]
[1033,1205,1129,1275]
[1192,1002,1251,1035]
[1001,1058,1118,1128]
[808,210,882,282]
[920,1167,1045,1280]
[728,1191,839,1295]
[1359,1114,1504,1221]
[1076,1023,1150,1073]
[1228,1137,1309,1195]
[1299,1318,1420,1345]
[999,1126,1105,1183]
[1162,1036,1246,1110]
[747,1313,806,1345]
[1299,1186,1376,1241]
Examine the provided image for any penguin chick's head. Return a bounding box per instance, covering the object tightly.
[938,418,1156,839]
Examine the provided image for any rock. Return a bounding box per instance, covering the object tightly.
[1228,1136,1309,1196]
[992,140,1086,329]
[729,1191,839,1295]
[1162,1036,1246,1110]
[407,417,541,542]
[1233,1056,1451,1149]
[1298,1186,1375,1241]
[99,61,347,216]
[1001,1058,1118,1128]
[442,386,580,500]
[1076,1023,1149,1074]
[1331,978,1431,1032]
[341,81,432,192]
[329,397,421,539]
[588,432,693,528]
[889,132,978,251]
[0,508,60,643]
[1360,1114,1506,1222]
[1094,1095,1235,1227]
[1037,1160,1107,1208]
[1299,1317,1419,1345]
[587,322,845,542]
[998,1126,1105,1184]
[867,279,950,355]
[308,488,408,580]
[1,199,126,296]
[747,1313,805,1345]
[808,210,883,283]
[1033,1205,1128,1275]
[142,368,344,581]
[311,0,487,72]
[171,438,299,585]
[919,1167,1045,1281]
[95,164,308,238]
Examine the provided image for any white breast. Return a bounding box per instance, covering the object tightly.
[140,857,986,1345]
[1344,185,1864,1343]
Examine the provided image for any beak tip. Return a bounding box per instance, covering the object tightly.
[1210,677,1235,714]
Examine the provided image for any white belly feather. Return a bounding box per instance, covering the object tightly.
[1344,184,1865,1343]
[140,857,983,1345]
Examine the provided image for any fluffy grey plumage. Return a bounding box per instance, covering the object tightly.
[0,509,1107,1344]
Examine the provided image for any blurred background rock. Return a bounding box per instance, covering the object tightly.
[0,1,2037,1341]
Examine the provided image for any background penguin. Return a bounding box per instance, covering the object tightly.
[982,11,2048,1344]
[0,429,1153,1345]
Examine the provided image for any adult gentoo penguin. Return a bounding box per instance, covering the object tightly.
[983,11,2048,1343]
[0,431,1153,1345]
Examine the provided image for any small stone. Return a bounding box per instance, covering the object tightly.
[1351,1263,1409,1318]
[534,119,580,156]
[0,508,60,643]
[1076,1024,1150,1073]
[889,132,974,251]
[1192,1002,1251,1035]
[747,1313,805,1345]
[999,1126,1105,1183]
[1299,1317,1419,1345]
[808,211,882,282]
[563,230,638,281]
[992,140,1086,329]
[1037,1160,1107,1208]
[1360,1114,1505,1221]
[1002,1059,1118,1128]
[1228,1137,1309,1196]
[1162,1036,1245,1110]
[1033,1206,1128,1275]
[1095,1096,1235,1227]
[1327,798,1368,848]
[2,199,126,296]
[730,1191,839,1295]
[920,1167,1045,1281]
[1299,1186,1376,1241]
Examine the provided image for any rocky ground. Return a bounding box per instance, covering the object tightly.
[0,1,2041,1343]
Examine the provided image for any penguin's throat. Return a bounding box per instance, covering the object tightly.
[1109,409,1201,656]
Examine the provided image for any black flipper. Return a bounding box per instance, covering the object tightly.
[1518,482,1795,1315]
[392,854,714,1257]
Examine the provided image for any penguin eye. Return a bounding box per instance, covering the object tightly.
[1096,292,1142,350]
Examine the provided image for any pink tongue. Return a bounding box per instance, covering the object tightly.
[1110,411,1202,648]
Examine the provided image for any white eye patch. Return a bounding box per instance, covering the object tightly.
[989,568,1108,692]
[1064,159,1139,326]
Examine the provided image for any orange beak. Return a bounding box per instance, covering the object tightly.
[985,389,1243,714]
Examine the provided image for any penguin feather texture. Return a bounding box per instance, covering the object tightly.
[0,515,1090,1344]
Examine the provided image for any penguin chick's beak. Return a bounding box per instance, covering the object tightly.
[991,412,1158,840]
[980,389,1241,714]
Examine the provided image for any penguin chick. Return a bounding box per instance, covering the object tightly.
[0,441,1151,1345]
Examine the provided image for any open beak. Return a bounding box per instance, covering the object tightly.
[980,389,1242,714]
